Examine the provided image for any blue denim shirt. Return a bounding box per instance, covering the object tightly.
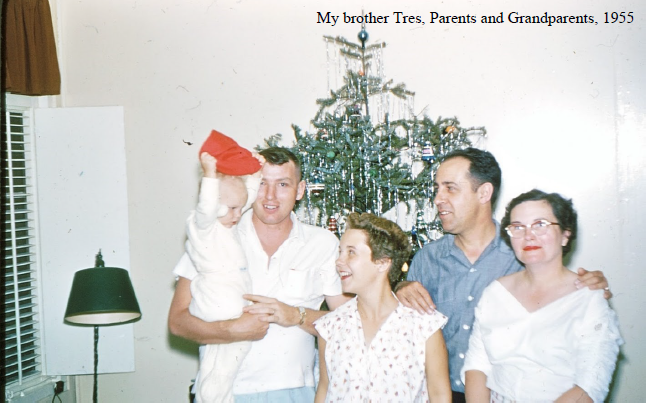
[407,221,522,393]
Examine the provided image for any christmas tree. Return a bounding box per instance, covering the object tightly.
[260,28,485,255]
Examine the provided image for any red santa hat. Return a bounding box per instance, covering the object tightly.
[199,129,261,175]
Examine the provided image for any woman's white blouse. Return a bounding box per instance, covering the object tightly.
[315,297,448,402]
[461,281,623,403]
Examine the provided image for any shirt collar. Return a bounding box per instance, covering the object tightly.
[286,211,305,244]
[490,220,515,256]
[238,210,305,244]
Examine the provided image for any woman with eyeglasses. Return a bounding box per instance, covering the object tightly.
[462,189,622,403]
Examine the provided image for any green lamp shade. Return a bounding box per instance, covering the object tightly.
[65,267,141,325]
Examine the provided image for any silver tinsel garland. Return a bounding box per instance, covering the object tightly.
[260,29,486,255]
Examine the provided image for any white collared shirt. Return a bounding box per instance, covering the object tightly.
[173,209,342,393]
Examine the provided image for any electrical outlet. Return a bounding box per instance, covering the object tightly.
[54,381,64,394]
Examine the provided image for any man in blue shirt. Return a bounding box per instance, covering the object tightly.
[396,148,610,403]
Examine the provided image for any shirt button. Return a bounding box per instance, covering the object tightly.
[469,267,476,272]
[462,324,470,330]
[467,295,474,301]
[459,353,465,359]
[454,379,462,386]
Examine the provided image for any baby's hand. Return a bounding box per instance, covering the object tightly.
[200,152,217,178]
[251,153,265,178]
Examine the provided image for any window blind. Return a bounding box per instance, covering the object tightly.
[3,107,41,386]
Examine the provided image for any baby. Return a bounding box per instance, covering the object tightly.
[185,133,263,403]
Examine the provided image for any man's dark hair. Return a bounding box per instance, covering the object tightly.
[500,189,578,256]
[259,147,302,181]
[442,147,502,206]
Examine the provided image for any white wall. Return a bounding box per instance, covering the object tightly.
[52,0,645,401]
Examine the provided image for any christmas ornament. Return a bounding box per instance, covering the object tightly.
[421,141,435,162]
[309,183,324,195]
[444,125,457,134]
[328,217,338,233]
[310,175,325,195]
[395,261,409,284]
[358,29,369,45]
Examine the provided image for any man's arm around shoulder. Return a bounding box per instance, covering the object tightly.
[168,277,269,344]
[395,281,436,314]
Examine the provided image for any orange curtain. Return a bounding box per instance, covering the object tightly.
[4,0,61,95]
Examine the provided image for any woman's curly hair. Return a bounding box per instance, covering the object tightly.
[346,212,413,286]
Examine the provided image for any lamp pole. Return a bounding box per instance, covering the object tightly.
[93,325,99,403]
[93,251,104,403]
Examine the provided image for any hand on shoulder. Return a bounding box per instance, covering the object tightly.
[395,281,436,314]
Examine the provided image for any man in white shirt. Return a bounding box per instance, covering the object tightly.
[169,147,351,401]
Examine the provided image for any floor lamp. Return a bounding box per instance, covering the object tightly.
[64,250,141,403]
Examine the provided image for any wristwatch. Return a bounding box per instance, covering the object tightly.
[297,306,307,326]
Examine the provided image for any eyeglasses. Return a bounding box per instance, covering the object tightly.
[505,220,560,239]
